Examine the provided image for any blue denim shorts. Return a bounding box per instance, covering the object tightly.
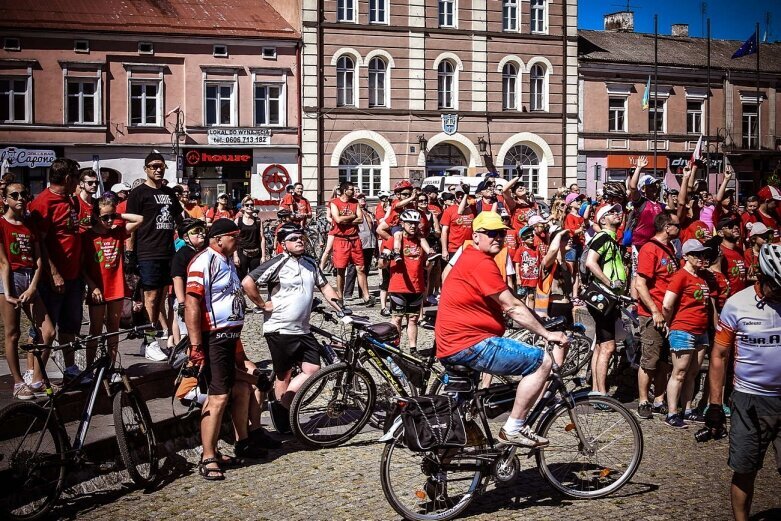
[668,330,709,352]
[443,336,545,377]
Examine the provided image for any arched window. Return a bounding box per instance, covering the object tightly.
[426,143,467,177]
[438,60,455,109]
[336,56,355,107]
[339,143,382,196]
[368,57,387,108]
[502,63,518,110]
[503,145,540,194]
[530,64,545,111]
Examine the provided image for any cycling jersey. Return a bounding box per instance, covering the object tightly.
[715,284,781,397]
[186,246,245,331]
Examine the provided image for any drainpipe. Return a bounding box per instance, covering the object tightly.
[317,0,325,205]
[562,0,569,191]
[297,41,302,184]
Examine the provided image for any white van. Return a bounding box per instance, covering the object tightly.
[421,174,508,194]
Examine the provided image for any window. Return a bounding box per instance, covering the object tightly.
[262,47,277,59]
[0,77,29,123]
[3,38,20,51]
[339,144,382,197]
[503,145,540,194]
[648,99,665,133]
[66,79,98,124]
[368,57,387,108]
[529,64,545,111]
[687,100,703,135]
[437,60,455,109]
[137,42,154,55]
[336,56,355,107]
[439,0,455,27]
[530,0,547,33]
[213,45,228,57]
[337,0,355,22]
[742,103,758,149]
[205,82,235,126]
[254,84,282,126]
[608,97,626,132]
[502,63,518,110]
[369,0,387,23]
[129,81,161,126]
[74,40,89,53]
[503,1,518,31]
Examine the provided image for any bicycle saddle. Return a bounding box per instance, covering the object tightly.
[443,364,476,376]
[540,316,567,331]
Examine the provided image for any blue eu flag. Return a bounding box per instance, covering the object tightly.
[732,31,758,59]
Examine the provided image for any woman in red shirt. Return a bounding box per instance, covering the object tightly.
[205,193,235,226]
[82,194,143,365]
[0,182,56,400]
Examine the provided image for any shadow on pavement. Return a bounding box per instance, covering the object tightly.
[751,508,781,521]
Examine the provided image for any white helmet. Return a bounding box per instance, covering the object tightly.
[759,244,781,287]
[377,190,391,199]
[400,209,421,223]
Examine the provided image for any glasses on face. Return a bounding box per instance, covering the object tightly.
[399,192,412,197]
[146,163,166,171]
[479,229,506,240]
[521,233,534,241]
[285,235,305,243]
[7,191,29,201]
[187,227,206,236]
[417,199,427,204]
[99,213,117,223]
[605,210,621,216]
[84,180,98,186]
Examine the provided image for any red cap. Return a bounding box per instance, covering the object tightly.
[393,180,414,192]
[757,185,781,202]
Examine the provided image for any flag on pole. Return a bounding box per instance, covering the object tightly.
[731,31,758,59]
[690,134,703,164]
[641,76,651,110]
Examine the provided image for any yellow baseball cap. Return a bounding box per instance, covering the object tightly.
[472,211,510,232]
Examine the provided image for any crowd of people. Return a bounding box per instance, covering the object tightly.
[1,151,780,519]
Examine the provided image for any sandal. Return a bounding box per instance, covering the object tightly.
[198,457,225,481]
[216,451,240,468]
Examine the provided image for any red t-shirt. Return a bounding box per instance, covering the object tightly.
[27,188,82,280]
[666,268,712,334]
[206,208,235,222]
[740,211,758,234]
[436,246,508,358]
[280,194,312,223]
[440,205,475,253]
[563,213,585,247]
[706,270,730,312]
[534,234,549,258]
[636,239,679,317]
[82,227,128,302]
[375,203,387,221]
[504,228,518,259]
[745,248,760,278]
[388,235,425,294]
[330,197,359,236]
[511,204,538,231]
[512,244,540,288]
[720,245,747,294]
[274,222,285,254]
[758,211,780,242]
[679,219,712,244]
[77,196,93,232]
[0,217,36,271]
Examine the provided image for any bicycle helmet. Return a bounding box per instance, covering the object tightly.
[277,208,292,219]
[277,222,304,242]
[178,218,205,238]
[393,180,414,193]
[758,243,781,287]
[399,209,421,223]
[603,182,627,200]
[377,190,391,199]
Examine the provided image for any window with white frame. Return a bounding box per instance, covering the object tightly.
[368,57,387,108]
[687,100,703,135]
[66,78,98,125]
[339,144,382,197]
[0,77,29,123]
[648,99,665,133]
[529,64,546,111]
[254,84,283,126]
[503,145,540,194]
[503,1,518,31]
[369,0,387,23]
[530,0,547,33]
[502,63,518,110]
[742,103,759,149]
[608,97,627,132]
[336,56,355,107]
[205,82,235,126]
[437,60,455,109]
[129,80,161,126]
[439,0,456,28]
[337,0,355,22]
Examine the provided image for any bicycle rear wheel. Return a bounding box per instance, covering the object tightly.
[535,395,643,499]
[289,363,376,449]
[113,389,159,487]
[559,332,593,378]
[380,434,483,521]
[0,402,66,520]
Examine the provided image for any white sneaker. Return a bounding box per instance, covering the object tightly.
[22,369,33,385]
[144,340,169,362]
[110,373,123,384]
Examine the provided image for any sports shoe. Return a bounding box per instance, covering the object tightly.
[12,383,35,400]
[249,427,282,449]
[498,425,549,448]
[63,364,81,382]
[651,402,668,416]
[380,308,391,317]
[363,295,376,308]
[636,401,653,420]
[22,369,33,385]
[234,438,268,459]
[664,413,688,429]
[268,400,292,435]
[684,411,705,424]
[28,381,60,397]
[144,340,169,362]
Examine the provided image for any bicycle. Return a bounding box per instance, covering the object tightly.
[0,325,159,521]
[379,338,644,521]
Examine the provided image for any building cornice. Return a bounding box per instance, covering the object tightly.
[302,107,564,119]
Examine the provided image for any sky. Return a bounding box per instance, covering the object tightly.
[579,0,781,42]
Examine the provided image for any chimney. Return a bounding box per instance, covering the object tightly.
[671,24,689,37]
[604,11,634,33]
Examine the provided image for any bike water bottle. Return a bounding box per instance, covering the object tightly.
[321,343,338,365]
[386,356,408,386]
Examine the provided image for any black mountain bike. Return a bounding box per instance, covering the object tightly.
[380,339,644,521]
[0,326,159,521]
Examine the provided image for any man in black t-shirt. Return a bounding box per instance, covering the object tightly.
[127,152,183,359]
[171,219,206,336]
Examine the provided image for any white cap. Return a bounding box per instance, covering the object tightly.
[749,222,770,237]
[110,182,131,193]
[639,174,661,188]
[217,192,229,199]
[595,203,622,224]
[528,214,549,226]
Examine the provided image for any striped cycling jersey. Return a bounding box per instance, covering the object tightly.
[186,246,245,331]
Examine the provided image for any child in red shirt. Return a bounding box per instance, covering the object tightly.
[512,226,540,307]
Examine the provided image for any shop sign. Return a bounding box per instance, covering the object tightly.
[184,149,253,166]
[606,154,667,170]
[668,154,723,173]
[207,128,271,146]
[441,114,458,136]
[0,147,57,168]
[261,164,291,195]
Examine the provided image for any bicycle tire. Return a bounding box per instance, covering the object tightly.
[559,332,593,378]
[289,362,376,449]
[535,394,643,499]
[380,432,483,521]
[113,389,159,487]
[0,401,66,520]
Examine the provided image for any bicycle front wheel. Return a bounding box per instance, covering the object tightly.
[559,332,593,378]
[289,363,376,449]
[113,389,159,487]
[0,402,66,520]
[380,434,483,521]
[535,395,643,499]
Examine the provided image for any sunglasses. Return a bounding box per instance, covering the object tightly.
[399,192,412,197]
[99,213,118,222]
[7,191,29,201]
[479,229,506,239]
[84,180,98,186]
[285,235,304,242]
[187,227,206,236]
[145,163,166,170]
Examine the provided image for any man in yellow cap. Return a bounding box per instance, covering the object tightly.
[435,212,570,447]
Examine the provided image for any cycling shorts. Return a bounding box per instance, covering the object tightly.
[266,332,321,377]
[389,292,424,316]
[202,327,242,396]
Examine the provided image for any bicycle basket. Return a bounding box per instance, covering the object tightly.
[401,395,467,452]
[367,322,400,345]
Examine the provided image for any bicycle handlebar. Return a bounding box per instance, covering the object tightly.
[21,324,158,353]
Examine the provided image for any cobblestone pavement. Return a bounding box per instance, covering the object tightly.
[12,273,781,519]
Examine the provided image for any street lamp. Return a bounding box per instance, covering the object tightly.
[478,136,487,155]
[418,135,428,152]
